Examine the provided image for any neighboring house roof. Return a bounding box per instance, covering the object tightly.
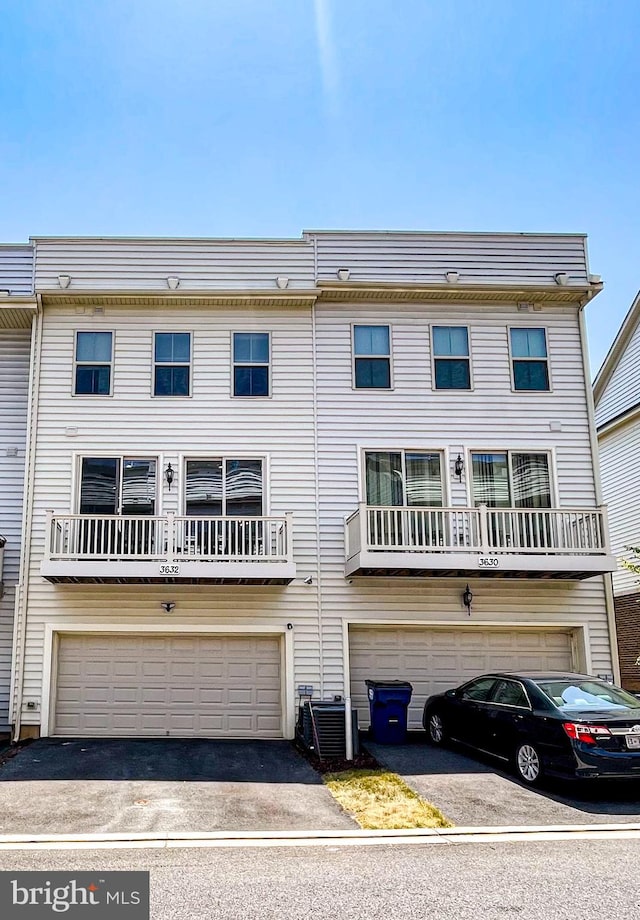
[594,290,640,431]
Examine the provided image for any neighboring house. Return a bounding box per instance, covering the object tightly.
[0,245,37,732]
[6,231,618,740]
[594,291,640,691]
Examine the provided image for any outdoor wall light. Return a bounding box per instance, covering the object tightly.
[554,272,569,286]
[454,454,464,481]
[167,276,180,290]
[462,584,473,614]
[165,463,174,490]
[161,602,176,614]
[58,274,71,289]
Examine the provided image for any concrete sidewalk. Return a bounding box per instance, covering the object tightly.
[0,738,354,835]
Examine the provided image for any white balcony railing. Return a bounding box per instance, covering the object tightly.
[44,512,293,564]
[345,503,611,560]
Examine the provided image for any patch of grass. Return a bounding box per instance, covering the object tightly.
[323,768,453,830]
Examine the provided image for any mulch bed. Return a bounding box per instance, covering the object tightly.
[293,736,380,775]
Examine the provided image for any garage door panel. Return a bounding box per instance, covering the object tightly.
[54,634,283,738]
[350,627,573,730]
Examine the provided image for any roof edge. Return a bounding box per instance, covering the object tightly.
[593,289,640,405]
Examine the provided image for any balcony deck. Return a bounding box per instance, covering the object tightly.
[40,512,296,584]
[345,504,616,580]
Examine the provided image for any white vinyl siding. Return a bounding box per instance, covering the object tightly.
[596,317,640,428]
[0,328,31,729]
[349,626,574,730]
[54,634,282,737]
[599,422,640,597]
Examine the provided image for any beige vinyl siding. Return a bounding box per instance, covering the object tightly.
[595,318,640,428]
[0,328,31,729]
[34,239,315,292]
[0,245,33,295]
[313,232,589,286]
[314,299,612,696]
[20,302,319,726]
[599,422,640,596]
[33,233,590,293]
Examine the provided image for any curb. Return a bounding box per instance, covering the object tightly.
[0,823,640,850]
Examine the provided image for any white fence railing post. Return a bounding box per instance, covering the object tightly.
[478,504,489,553]
[44,510,54,561]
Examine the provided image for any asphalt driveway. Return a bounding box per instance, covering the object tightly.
[366,736,640,826]
[0,738,354,835]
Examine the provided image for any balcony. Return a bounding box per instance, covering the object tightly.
[41,512,296,584]
[345,504,616,579]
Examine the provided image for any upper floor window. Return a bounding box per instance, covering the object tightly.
[233,333,270,397]
[365,450,443,506]
[432,326,471,389]
[154,332,191,397]
[353,325,391,389]
[471,451,551,508]
[185,458,264,515]
[510,328,549,391]
[74,331,113,396]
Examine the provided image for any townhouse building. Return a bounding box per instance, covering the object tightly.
[594,292,640,691]
[0,244,37,732]
[4,231,618,741]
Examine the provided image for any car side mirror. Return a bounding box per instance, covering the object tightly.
[445,688,458,699]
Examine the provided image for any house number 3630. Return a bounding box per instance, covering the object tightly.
[478,557,499,568]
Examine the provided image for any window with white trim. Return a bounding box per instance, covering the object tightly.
[185,458,264,516]
[364,451,443,507]
[510,328,550,391]
[353,325,391,389]
[153,332,191,396]
[471,451,551,508]
[432,325,471,389]
[74,331,113,396]
[233,333,270,397]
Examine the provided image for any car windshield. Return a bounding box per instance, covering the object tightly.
[536,679,640,712]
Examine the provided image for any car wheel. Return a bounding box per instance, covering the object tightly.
[426,711,446,746]
[515,741,543,785]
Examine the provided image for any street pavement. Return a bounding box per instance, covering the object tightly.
[366,737,640,825]
[0,739,353,834]
[0,838,638,919]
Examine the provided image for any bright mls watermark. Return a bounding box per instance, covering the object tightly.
[0,872,149,917]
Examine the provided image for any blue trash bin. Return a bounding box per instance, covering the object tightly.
[365,680,413,744]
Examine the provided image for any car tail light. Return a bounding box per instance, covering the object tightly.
[562,722,611,745]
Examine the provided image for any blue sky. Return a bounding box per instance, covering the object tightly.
[1,0,639,372]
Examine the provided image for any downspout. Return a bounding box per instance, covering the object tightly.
[311,234,324,700]
[11,293,43,741]
[578,293,620,684]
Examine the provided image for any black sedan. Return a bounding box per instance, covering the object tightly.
[422,671,640,784]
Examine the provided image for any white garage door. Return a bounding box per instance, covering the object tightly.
[349,627,574,730]
[54,634,282,738]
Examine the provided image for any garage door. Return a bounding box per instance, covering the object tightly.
[54,634,282,738]
[349,627,573,730]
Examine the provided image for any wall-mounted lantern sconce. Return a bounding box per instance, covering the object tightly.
[161,602,176,614]
[462,584,473,615]
[165,463,174,490]
[454,454,464,482]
